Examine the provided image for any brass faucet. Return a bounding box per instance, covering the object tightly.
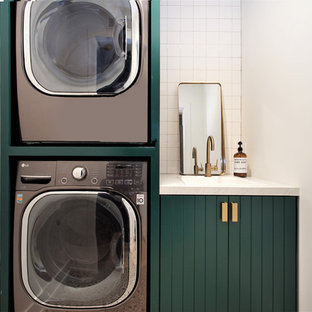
[192,147,203,175]
[205,136,218,177]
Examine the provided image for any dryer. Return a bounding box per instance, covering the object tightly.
[15,0,149,143]
[13,160,148,311]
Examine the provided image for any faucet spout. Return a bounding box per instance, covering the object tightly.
[205,136,215,177]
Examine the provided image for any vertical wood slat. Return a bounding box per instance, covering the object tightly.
[273,197,285,311]
[216,196,229,312]
[160,196,173,312]
[171,196,184,312]
[284,197,297,311]
[251,197,262,312]
[228,196,241,312]
[205,196,218,312]
[239,196,252,312]
[262,197,274,312]
[183,196,195,311]
[194,196,206,312]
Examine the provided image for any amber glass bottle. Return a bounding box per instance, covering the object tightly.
[233,141,247,177]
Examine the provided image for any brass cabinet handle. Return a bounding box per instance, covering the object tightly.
[221,202,228,222]
[231,203,238,223]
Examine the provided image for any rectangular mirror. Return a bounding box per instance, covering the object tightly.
[178,82,225,175]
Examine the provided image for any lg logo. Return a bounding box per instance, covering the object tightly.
[21,163,30,168]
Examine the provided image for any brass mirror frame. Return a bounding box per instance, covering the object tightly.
[178,82,226,176]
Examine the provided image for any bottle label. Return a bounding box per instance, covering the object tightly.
[234,158,247,173]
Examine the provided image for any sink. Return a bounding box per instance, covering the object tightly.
[179,175,224,186]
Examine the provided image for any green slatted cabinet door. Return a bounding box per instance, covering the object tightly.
[160,195,229,312]
[228,196,297,312]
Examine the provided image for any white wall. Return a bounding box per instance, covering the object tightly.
[242,1,312,310]
[160,0,242,174]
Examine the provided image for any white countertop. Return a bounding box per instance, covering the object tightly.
[160,174,299,196]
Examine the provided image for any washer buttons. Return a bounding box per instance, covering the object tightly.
[91,178,98,185]
[61,177,67,184]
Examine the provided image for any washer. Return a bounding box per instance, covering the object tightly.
[13,160,148,311]
[15,0,149,143]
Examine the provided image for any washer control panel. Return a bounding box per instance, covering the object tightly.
[55,161,147,192]
[105,163,143,188]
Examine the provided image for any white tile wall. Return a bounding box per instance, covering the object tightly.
[160,0,242,174]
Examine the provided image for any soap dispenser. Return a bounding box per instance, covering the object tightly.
[233,141,247,177]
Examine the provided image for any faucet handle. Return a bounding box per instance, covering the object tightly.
[198,163,204,172]
[211,159,218,171]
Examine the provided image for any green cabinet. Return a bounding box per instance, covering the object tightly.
[160,195,297,312]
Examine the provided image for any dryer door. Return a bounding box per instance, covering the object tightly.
[21,191,138,308]
[24,0,140,95]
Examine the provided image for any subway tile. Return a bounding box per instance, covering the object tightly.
[206,6,219,19]
[206,45,219,57]
[167,148,180,161]
[232,70,241,84]
[167,19,181,32]
[160,95,168,109]
[232,31,241,45]
[167,95,178,108]
[167,57,181,70]
[180,44,194,57]
[180,57,194,70]
[168,134,179,147]
[167,6,181,18]
[206,32,219,44]
[168,108,179,122]
[167,123,179,135]
[167,82,179,96]
[160,32,168,44]
[167,70,180,82]
[220,32,233,45]
[219,6,233,19]
[233,6,241,19]
[160,5,168,18]
[205,57,219,70]
[194,70,206,81]
[220,19,233,32]
[180,69,194,81]
[220,71,232,84]
[160,57,168,69]
[181,19,194,31]
[220,57,232,70]
[167,161,179,174]
[194,32,206,44]
[194,6,207,19]
[160,70,168,82]
[194,19,207,31]
[181,6,194,18]
[167,44,181,56]
[219,45,232,57]
[194,44,207,57]
[206,19,220,32]
[168,31,181,44]
[206,70,219,82]
[232,57,241,70]
[181,31,195,44]
[160,108,168,122]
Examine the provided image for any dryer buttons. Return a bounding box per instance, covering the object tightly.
[72,167,87,180]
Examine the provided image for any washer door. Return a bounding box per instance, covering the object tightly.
[24,0,140,95]
[21,191,138,308]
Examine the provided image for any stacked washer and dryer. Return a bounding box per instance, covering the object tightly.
[13,0,150,311]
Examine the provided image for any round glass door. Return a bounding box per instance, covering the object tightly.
[24,0,140,95]
[21,191,138,308]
